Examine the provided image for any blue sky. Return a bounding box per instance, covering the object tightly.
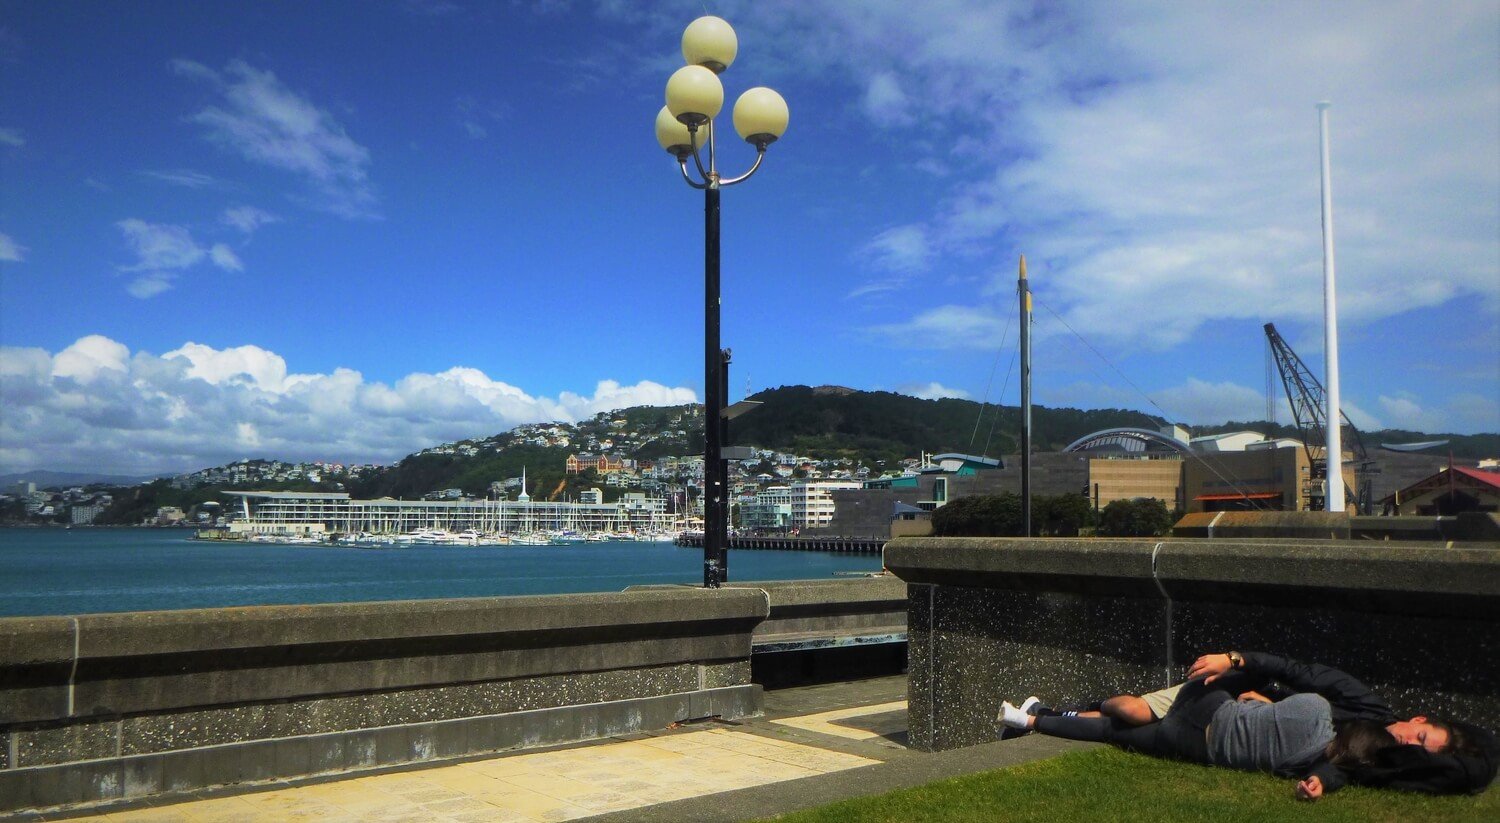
[1,1,1496,475]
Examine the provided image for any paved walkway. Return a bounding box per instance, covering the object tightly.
[39,677,1090,823]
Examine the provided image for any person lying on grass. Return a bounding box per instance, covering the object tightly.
[998,651,1498,800]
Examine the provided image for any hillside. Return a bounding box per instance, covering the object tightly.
[58,386,1496,526]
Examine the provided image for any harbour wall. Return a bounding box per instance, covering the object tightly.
[886,536,1500,752]
[0,578,904,814]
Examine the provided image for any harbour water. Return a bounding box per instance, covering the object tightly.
[0,527,886,617]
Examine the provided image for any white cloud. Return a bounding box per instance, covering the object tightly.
[867,304,1006,350]
[117,219,206,271]
[115,219,244,297]
[454,96,511,140]
[749,2,1499,346]
[1152,379,1267,426]
[0,231,24,262]
[0,336,700,475]
[852,224,935,297]
[1380,392,1500,437]
[900,382,971,400]
[221,205,280,234]
[862,73,911,126]
[50,335,130,383]
[174,59,378,219]
[140,169,216,188]
[126,274,174,299]
[209,243,243,271]
[0,127,23,147]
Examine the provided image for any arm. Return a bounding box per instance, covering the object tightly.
[1297,760,1349,800]
[1187,651,1392,721]
[1239,652,1392,721]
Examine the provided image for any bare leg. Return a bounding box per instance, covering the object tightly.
[1100,695,1156,726]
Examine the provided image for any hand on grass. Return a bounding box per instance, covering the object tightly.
[1187,653,1233,684]
[1296,776,1324,801]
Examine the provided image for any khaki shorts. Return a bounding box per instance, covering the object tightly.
[1141,683,1183,719]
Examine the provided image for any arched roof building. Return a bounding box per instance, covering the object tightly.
[1062,427,1192,455]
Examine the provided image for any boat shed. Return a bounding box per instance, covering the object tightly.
[1380,465,1500,516]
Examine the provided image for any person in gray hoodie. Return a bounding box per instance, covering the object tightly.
[999,651,1497,800]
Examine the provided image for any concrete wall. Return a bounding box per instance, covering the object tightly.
[629,578,910,688]
[886,536,1500,752]
[0,589,767,813]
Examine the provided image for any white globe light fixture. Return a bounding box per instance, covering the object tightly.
[682,15,737,73]
[665,65,723,128]
[652,16,788,588]
[733,87,788,149]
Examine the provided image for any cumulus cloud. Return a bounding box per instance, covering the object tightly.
[114,219,243,297]
[0,127,23,147]
[899,382,971,400]
[0,336,699,476]
[173,59,378,219]
[0,231,24,262]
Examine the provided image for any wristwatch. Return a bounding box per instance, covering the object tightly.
[1228,651,1244,669]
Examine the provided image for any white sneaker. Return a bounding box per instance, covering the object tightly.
[1020,696,1042,715]
[997,700,1032,730]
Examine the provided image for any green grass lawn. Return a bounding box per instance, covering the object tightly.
[762,748,1497,823]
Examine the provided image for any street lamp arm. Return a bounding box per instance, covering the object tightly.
[677,159,709,189]
[688,129,713,185]
[718,146,766,187]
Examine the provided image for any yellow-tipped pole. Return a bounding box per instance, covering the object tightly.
[1018,254,1031,537]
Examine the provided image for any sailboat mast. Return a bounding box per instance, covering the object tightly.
[1019,255,1032,537]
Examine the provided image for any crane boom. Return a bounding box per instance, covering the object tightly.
[1263,323,1373,512]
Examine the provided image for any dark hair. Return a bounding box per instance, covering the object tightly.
[1346,719,1500,795]
[1327,719,1399,769]
[1430,719,1465,756]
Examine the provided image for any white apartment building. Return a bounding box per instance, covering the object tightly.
[790,480,862,529]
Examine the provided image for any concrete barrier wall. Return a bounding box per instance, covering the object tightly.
[0,589,768,813]
[886,537,1500,752]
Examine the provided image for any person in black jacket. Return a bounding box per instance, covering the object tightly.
[998,651,1498,800]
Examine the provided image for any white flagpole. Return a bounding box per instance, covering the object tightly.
[1318,102,1345,512]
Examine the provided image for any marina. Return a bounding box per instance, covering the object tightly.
[221,490,685,543]
[0,527,886,617]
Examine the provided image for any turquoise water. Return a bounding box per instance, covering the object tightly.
[0,528,885,617]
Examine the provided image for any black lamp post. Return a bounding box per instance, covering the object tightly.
[655,16,788,588]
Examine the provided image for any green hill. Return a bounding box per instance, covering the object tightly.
[84,386,1496,524]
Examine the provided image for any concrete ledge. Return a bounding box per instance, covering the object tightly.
[1,588,768,724]
[628,577,909,648]
[887,537,1500,751]
[0,588,771,811]
[0,684,762,815]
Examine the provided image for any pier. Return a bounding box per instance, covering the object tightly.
[675,534,886,554]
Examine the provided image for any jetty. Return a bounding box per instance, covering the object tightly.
[675,533,885,554]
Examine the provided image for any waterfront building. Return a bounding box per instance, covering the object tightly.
[224,491,675,537]
[790,480,863,529]
[69,504,104,525]
[740,485,792,531]
[1380,465,1500,516]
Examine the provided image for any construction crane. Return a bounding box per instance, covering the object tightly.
[1263,323,1378,514]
